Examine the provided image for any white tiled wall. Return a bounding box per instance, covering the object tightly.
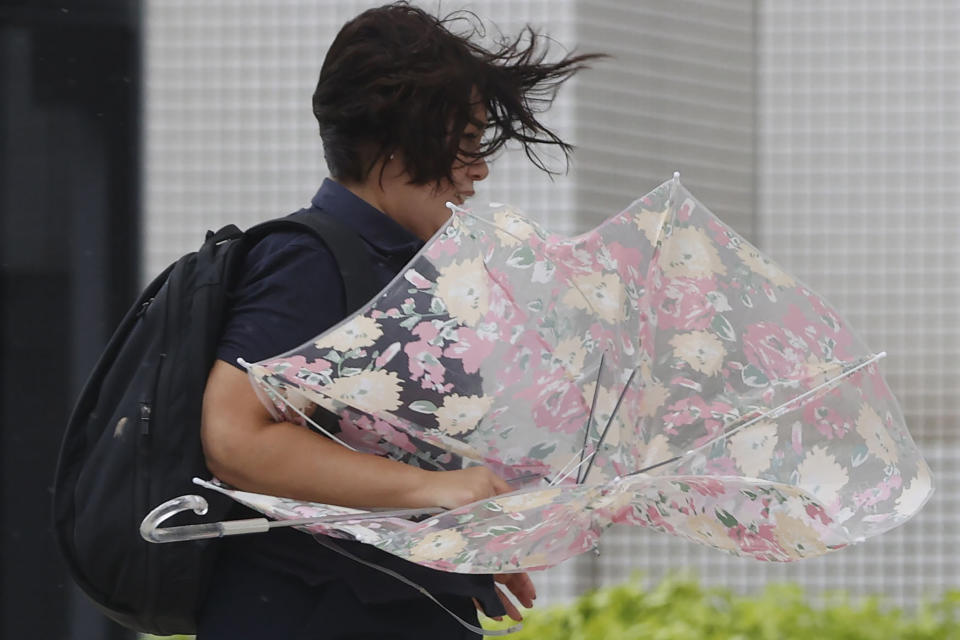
[145,0,955,609]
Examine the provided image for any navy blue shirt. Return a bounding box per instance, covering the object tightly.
[213,179,503,615]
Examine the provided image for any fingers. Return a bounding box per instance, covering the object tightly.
[473,597,503,622]
[495,583,524,622]
[430,466,513,510]
[513,573,537,607]
[494,572,537,608]
[490,472,513,496]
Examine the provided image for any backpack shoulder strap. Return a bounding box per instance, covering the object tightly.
[245,214,382,314]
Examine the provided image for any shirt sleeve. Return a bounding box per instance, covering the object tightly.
[217,230,346,369]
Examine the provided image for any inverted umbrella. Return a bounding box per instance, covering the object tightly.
[143,174,933,573]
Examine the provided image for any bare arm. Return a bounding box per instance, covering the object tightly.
[201,359,510,510]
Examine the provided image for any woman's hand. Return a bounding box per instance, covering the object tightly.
[418,466,514,510]
[495,572,537,621]
[475,572,537,622]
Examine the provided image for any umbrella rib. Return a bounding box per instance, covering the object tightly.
[624,351,887,478]
[581,367,638,484]
[551,451,597,486]
[576,351,606,484]
[460,210,625,483]
[572,178,678,482]
[471,242,606,465]
[552,448,589,486]
[687,351,887,456]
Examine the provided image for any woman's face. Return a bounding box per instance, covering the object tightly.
[368,104,490,241]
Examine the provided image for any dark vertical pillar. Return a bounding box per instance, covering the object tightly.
[0,1,141,638]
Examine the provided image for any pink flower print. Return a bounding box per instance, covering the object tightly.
[804,502,833,526]
[609,501,648,527]
[526,377,589,434]
[403,268,433,289]
[587,322,618,353]
[743,322,809,381]
[337,414,387,453]
[644,504,676,533]
[550,241,595,273]
[290,505,323,519]
[565,525,602,555]
[412,320,440,341]
[494,327,549,387]
[483,523,551,554]
[761,281,777,303]
[791,422,804,455]
[706,217,735,247]
[443,327,496,374]
[607,241,644,274]
[800,287,843,333]
[496,347,534,388]
[782,304,852,367]
[662,396,730,445]
[704,456,739,475]
[662,395,707,434]
[405,346,445,390]
[803,400,850,439]
[273,355,333,380]
[375,342,402,369]
[486,284,519,324]
[608,502,640,525]
[343,412,419,455]
[781,305,814,339]
[676,197,695,222]
[732,523,785,558]
[795,294,855,360]
[685,478,725,498]
[425,236,461,258]
[421,559,460,572]
[853,473,902,509]
[655,278,717,331]
[734,493,767,524]
[404,322,446,389]
[482,456,553,486]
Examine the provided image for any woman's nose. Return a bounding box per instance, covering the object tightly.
[468,156,489,181]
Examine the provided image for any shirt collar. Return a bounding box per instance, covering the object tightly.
[310,178,423,258]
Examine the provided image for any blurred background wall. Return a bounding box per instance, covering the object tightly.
[144,0,959,611]
[1,1,140,638]
[2,1,957,638]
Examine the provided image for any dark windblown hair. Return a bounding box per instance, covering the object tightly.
[312,2,604,186]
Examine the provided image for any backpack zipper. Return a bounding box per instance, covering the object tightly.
[139,403,151,435]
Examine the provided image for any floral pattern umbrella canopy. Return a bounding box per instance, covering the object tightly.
[220,175,932,572]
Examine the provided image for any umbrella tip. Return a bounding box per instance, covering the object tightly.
[673,170,680,182]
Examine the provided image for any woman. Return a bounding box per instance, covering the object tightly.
[200,3,600,638]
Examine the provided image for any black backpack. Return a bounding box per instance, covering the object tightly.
[52,211,380,635]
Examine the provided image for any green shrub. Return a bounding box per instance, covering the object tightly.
[483,575,960,640]
[140,576,960,639]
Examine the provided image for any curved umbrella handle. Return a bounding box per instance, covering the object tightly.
[140,494,269,543]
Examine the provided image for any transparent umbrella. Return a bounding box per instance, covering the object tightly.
[143,174,933,575]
